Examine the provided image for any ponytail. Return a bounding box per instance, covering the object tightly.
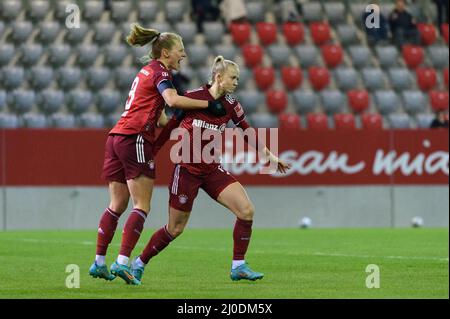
[210,55,239,85]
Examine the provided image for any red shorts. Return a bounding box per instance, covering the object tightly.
[101,134,155,183]
[168,164,237,212]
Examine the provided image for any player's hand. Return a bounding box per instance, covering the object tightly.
[275,158,291,174]
[207,100,227,117]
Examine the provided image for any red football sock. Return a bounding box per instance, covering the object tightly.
[140,225,174,264]
[96,208,121,256]
[118,208,147,257]
[233,218,253,260]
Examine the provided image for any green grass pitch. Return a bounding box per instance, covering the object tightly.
[0,228,447,299]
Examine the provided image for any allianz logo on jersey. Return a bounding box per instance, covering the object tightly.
[192,119,226,133]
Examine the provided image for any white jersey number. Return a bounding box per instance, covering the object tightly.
[122,77,140,117]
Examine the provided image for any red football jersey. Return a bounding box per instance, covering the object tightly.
[110,60,172,143]
[177,85,247,175]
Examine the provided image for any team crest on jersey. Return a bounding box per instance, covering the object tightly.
[225,94,235,105]
[178,194,188,204]
[148,160,155,170]
[234,103,244,117]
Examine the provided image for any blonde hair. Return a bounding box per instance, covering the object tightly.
[126,23,182,64]
[209,55,239,85]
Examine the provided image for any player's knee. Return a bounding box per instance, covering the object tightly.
[110,201,128,214]
[168,224,184,238]
[238,203,255,220]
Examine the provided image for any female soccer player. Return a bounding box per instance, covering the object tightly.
[127,56,291,284]
[89,24,225,285]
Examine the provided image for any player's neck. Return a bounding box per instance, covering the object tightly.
[208,84,224,100]
[157,58,170,70]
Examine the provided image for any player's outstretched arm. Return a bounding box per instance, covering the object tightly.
[153,110,185,156]
[162,88,224,112]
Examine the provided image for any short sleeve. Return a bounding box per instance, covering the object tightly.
[223,94,246,126]
[154,69,173,94]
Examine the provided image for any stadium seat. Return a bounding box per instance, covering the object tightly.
[279,113,301,129]
[64,23,89,45]
[429,91,449,111]
[36,22,60,44]
[388,68,412,91]
[0,0,21,22]
[150,22,171,33]
[321,44,344,68]
[54,1,73,23]
[266,90,288,114]
[1,67,24,90]
[174,22,197,45]
[104,113,121,128]
[402,90,426,114]
[376,46,399,68]
[308,66,330,91]
[103,44,128,67]
[256,22,278,46]
[306,113,329,130]
[186,44,210,67]
[230,23,251,46]
[282,22,304,46]
[416,67,437,91]
[417,23,437,46]
[80,113,105,128]
[0,44,15,66]
[0,91,6,111]
[38,89,64,114]
[443,68,449,88]
[242,44,264,68]
[267,44,291,68]
[19,44,43,66]
[292,90,317,114]
[362,68,386,91]
[334,113,356,130]
[310,22,331,45]
[203,22,225,45]
[281,66,303,91]
[213,44,237,61]
[416,113,435,129]
[249,113,278,128]
[10,89,35,114]
[320,90,345,114]
[67,90,93,115]
[83,0,104,23]
[28,67,54,90]
[50,113,76,128]
[0,21,4,39]
[361,113,383,130]
[302,2,323,23]
[294,45,318,68]
[375,90,400,115]
[76,45,99,68]
[337,24,359,46]
[0,114,19,128]
[246,1,265,23]
[9,22,33,44]
[196,67,211,84]
[324,2,346,24]
[28,0,49,21]
[427,46,449,69]
[22,113,48,128]
[350,3,366,27]
[111,1,131,23]
[115,67,138,91]
[130,46,150,67]
[138,1,159,24]
[253,66,275,90]
[237,67,251,85]
[93,22,116,45]
[347,89,370,113]
[47,45,71,67]
[86,68,110,90]
[349,46,372,68]
[165,1,184,24]
[237,90,263,114]
[442,23,449,44]
[57,67,82,91]
[388,113,411,129]
[402,45,424,68]
[335,67,358,91]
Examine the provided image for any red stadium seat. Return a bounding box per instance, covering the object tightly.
[308,66,330,90]
[256,22,277,46]
[334,113,356,130]
[307,113,329,130]
[254,66,275,90]
[230,23,251,46]
[347,89,370,113]
[417,23,437,46]
[402,45,424,68]
[361,113,383,130]
[321,44,343,68]
[281,66,303,90]
[441,23,449,44]
[429,91,449,111]
[444,68,449,88]
[279,113,301,129]
[266,89,288,114]
[282,22,304,46]
[242,44,263,68]
[416,67,437,91]
[310,22,331,45]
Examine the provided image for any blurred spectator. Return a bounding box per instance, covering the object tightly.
[104,0,111,11]
[389,0,420,47]
[432,0,449,33]
[274,0,300,22]
[191,0,221,33]
[430,110,449,128]
[363,4,389,46]
[219,0,248,25]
